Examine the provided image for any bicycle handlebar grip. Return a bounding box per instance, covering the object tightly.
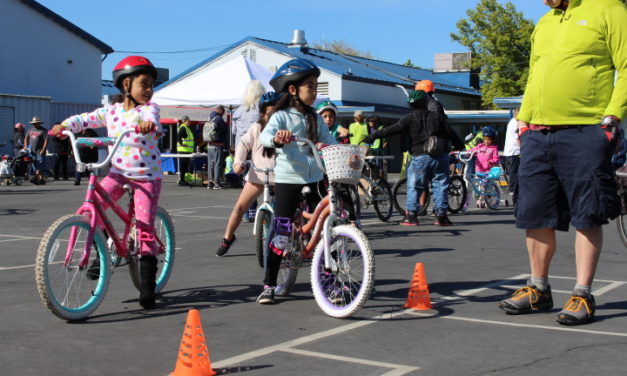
[134,124,157,134]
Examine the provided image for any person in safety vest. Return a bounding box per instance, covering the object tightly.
[348,110,369,145]
[177,115,194,186]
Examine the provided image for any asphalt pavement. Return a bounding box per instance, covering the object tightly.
[1,176,627,376]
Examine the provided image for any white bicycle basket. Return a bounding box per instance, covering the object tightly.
[321,144,367,184]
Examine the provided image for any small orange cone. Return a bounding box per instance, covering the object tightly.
[403,262,433,310]
[170,309,216,376]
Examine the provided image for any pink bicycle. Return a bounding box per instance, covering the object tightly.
[35,128,175,321]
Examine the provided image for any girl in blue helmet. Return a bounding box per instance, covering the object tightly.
[258,58,338,304]
[216,91,283,257]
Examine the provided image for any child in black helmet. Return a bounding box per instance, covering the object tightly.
[257,58,337,304]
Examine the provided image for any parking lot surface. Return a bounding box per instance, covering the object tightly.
[1,177,627,375]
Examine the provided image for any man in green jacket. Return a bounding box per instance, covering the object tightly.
[499,0,627,326]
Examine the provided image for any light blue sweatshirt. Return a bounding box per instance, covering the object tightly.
[259,107,337,184]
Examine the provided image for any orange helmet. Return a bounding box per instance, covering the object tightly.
[415,80,435,93]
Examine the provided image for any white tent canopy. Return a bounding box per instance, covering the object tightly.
[152,55,274,107]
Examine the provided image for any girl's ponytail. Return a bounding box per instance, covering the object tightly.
[273,94,318,144]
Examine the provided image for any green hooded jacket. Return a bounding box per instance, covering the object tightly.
[518,0,627,125]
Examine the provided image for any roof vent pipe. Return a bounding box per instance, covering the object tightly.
[291,30,306,45]
[288,30,309,53]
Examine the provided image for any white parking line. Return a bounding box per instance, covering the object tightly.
[549,274,626,283]
[439,273,626,300]
[592,281,625,296]
[281,348,419,375]
[168,205,233,212]
[406,310,627,337]
[424,273,627,337]
[169,214,228,220]
[440,274,528,301]
[500,284,572,295]
[0,264,36,271]
[212,309,418,374]
[0,234,40,243]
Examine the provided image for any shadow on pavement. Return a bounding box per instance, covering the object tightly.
[365,228,468,240]
[375,247,455,258]
[72,284,262,324]
[0,208,38,215]
[215,365,273,375]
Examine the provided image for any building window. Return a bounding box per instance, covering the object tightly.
[249,49,256,61]
[318,81,329,96]
[241,49,248,59]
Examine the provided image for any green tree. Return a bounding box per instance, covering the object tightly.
[451,0,535,108]
[313,39,374,59]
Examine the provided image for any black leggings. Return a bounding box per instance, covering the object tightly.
[264,181,325,287]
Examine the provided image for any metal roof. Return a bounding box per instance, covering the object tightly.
[446,110,511,123]
[160,36,481,97]
[493,96,523,109]
[20,0,113,54]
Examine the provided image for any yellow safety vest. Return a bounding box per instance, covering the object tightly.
[177,124,194,153]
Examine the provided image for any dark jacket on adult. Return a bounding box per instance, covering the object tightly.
[368,110,464,156]
[52,136,71,155]
[427,94,447,120]
[77,129,99,163]
[207,111,229,149]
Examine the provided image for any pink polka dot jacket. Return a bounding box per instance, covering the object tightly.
[62,102,163,180]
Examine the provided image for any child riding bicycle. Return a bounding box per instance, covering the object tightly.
[257,58,337,304]
[467,126,500,174]
[467,126,500,207]
[51,56,163,309]
[215,91,282,257]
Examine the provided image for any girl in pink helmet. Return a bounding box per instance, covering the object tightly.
[51,56,163,309]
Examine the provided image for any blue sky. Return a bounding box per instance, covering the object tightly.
[38,0,550,80]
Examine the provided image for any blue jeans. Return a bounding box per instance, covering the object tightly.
[406,154,450,215]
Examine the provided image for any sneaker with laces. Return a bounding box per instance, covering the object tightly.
[498,285,553,314]
[212,183,225,190]
[257,286,275,304]
[400,211,419,226]
[556,294,595,325]
[435,215,453,226]
[216,235,236,257]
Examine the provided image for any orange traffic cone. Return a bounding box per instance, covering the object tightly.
[170,309,216,376]
[403,262,433,310]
